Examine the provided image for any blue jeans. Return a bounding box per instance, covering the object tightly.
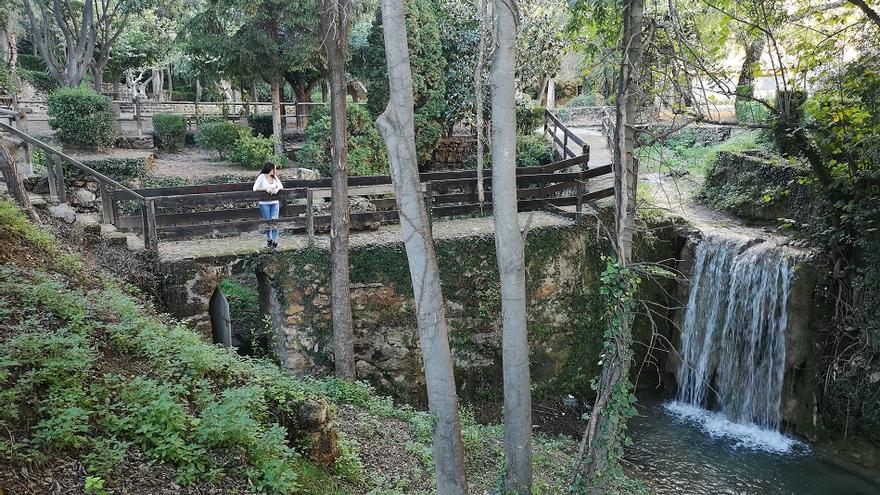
[258,202,279,243]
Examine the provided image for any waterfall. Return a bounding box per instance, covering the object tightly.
[675,236,795,431]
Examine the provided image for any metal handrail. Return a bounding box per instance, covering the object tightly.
[0,120,143,200]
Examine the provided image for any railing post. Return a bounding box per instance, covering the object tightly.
[543,110,548,137]
[98,182,115,225]
[425,181,433,235]
[54,155,68,204]
[582,143,590,162]
[563,131,569,159]
[46,152,58,200]
[142,197,158,253]
[576,179,585,214]
[134,96,143,136]
[13,105,33,176]
[306,188,315,247]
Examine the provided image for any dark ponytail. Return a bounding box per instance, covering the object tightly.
[260,162,275,175]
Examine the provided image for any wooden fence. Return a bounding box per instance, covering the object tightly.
[11,98,330,134]
[544,109,590,160]
[0,114,615,254]
[0,118,156,250]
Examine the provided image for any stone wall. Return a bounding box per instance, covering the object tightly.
[158,215,686,403]
[703,150,815,224]
[429,136,476,170]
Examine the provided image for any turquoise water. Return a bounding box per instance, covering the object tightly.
[626,394,880,495]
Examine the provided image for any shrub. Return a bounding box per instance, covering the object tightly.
[47,86,116,149]
[195,120,242,159]
[565,93,603,107]
[247,113,273,138]
[517,134,555,167]
[152,113,187,152]
[18,54,47,72]
[77,157,151,181]
[231,133,285,170]
[516,103,545,134]
[297,103,388,176]
[0,64,17,95]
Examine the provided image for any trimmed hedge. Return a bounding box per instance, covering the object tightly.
[195,120,242,159]
[247,113,273,138]
[47,87,116,149]
[231,133,285,170]
[64,156,151,182]
[152,113,187,152]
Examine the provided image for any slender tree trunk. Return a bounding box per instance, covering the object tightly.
[167,65,173,99]
[374,1,467,492]
[475,0,490,204]
[573,0,644,487]
[271,77,284,155]
[0,143,38,223]
[735,36,765,101]
[321,80,329,102]
[320,0,356,381]
[489,1,532,492]
[546,78,556,109]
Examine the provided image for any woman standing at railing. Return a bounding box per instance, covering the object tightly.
[253,162,283,250]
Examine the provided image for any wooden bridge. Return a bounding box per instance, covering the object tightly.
[0,110,614,255]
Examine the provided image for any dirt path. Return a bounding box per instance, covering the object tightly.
[149,147,255,180]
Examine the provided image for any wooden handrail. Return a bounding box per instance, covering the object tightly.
[0,121,143,200]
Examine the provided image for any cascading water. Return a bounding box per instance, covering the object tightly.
[668,235,802,452]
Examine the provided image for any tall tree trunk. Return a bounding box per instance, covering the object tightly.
[574,0,643,486]
[735,35,765,102]
[271,77,283,155]
[374,1,468,492]
[546,78,556,109]
[92,66,104,92]
[0,143,38,223]
[475,0,490,204]
[490,1,532,492]
[320,0,355,381]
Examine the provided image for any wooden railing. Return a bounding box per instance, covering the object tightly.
[110,153,614,248]
[0,118,158,251]
[0,122,615,254]
[543,109,589,160]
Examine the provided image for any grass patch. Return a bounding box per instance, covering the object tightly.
[636,129,769,178]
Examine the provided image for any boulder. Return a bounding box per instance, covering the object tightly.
[71,188,97,207]
[50,203,76,223]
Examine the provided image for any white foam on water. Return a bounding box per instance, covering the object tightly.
[663,401,809,455]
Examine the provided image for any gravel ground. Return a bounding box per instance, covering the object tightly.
[149,147,255,180]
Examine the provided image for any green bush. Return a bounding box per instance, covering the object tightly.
[0,64,17,95]
[231,132,285,170]
[47,87,116,149]
[516,104,545,134]
[20,69,57,92]
[565,93,603,107]
[152,113,187,152]
[517,134,555,167]
[18,54,47,72]
[247,113,274,138]
[195,120,242,159]
[297,104,388,176]
[76,157,150,181]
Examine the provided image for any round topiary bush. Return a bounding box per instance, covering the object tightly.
[152,113,187,152]
[231,132,285,170]
[195,120,243,159]
[297,103,387,177]
[47,87,116,149]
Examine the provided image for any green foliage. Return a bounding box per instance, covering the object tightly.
[17,54,47,72]
[436,0,480,128]
[0,63,17,95]
[47,87,117,150]
[565,93,603,107]
[248,113,274,138]
[152,113,188,152]
[195,120,242,159]
[516,103,545,135]
[19,69,57,93]
[297,103,388,177]
[516,134,555,167]
[637,129,767,178]
[363,0,446,163]
[734,88,770,124]
[231,132,285,170]
[74,157,150,181]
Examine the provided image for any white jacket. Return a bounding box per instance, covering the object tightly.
[253,174,284,204]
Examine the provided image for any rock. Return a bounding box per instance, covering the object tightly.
[50,203,76,223]
[71,188,97,206]
[668,167,690,178]
[276,398,339,467]
[115,134,155,150]
[287,167,320,180]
